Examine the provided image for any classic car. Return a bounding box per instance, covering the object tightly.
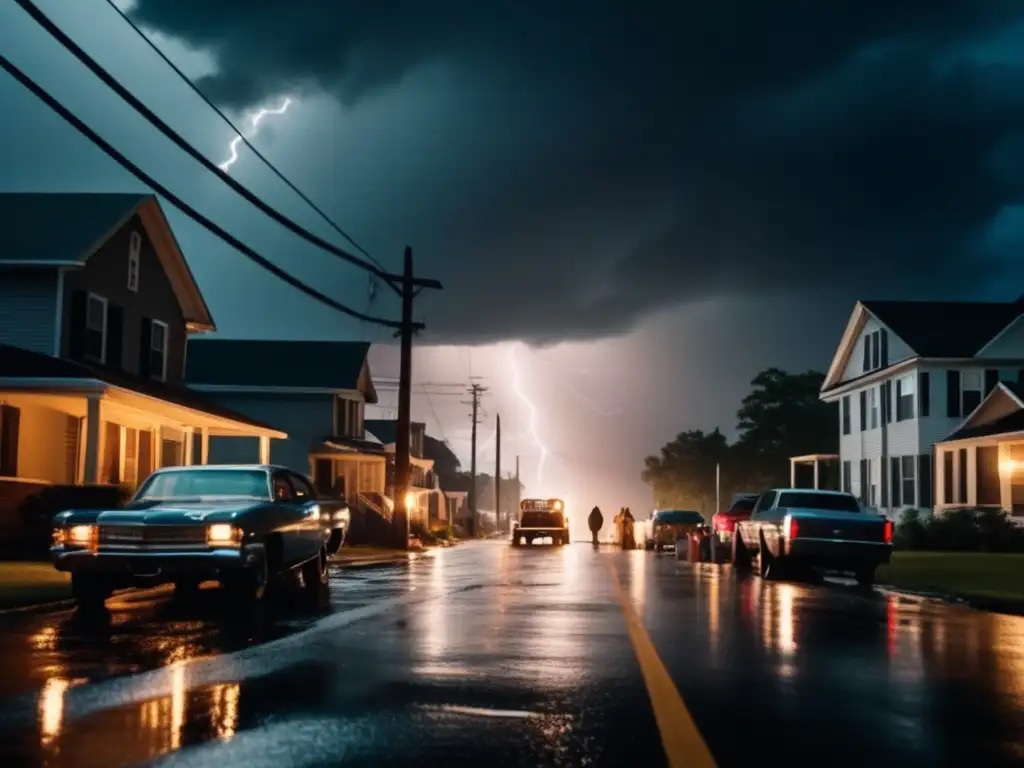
[646,509,707,552]
[512,498,570,546]
[51,464,350,611]
[732,489,893,586]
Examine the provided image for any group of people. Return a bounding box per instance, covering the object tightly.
[587,506,636,549]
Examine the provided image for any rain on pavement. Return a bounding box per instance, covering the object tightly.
[0,541,1022,767]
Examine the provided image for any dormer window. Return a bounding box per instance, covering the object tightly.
[127,231,141,292]
[862,328,888,373]
[334,397,363,438]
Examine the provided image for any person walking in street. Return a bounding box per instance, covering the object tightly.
[621,507,636,550]
[588,506,604,546]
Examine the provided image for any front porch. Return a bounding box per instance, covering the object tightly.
[934,437,1024,519]
[310,440,388,504]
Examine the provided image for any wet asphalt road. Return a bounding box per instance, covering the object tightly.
[0,542,1022,767]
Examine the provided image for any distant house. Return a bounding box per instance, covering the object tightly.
[933,383,1024,519]
[364,419,444,528]
[820,298,1024,517]
[0,193,285,527]
[186,339,387,504]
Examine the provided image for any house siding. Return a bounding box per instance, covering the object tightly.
[60,214,188,383]
[203,392,334,475]
[839,315,914,383]
[0,270,57,355]
[976,314,1024,359]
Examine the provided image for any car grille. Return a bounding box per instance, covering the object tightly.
[98,524,207,550]
[797,518,885,542]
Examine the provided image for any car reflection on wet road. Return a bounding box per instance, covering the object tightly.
[0,542,1023,767]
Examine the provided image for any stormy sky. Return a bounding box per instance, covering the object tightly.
[3,0,1024,520]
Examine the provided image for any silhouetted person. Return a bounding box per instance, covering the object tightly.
[588,506,604,546]
[621,507,635,550]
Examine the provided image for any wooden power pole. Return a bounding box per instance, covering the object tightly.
[464,382,487,537]
[495,414,501,533]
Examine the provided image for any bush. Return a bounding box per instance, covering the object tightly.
[896,507,1024,553]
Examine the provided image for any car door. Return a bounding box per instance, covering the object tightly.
[741,490,777,554]
[270,470,306,565]
[754,491,786,557]
[287,471,326,555]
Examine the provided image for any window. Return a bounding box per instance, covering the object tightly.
[127,231,141,292]
[150,320,168,382]
[136,469,270,500]
[942,451,954,504]
[85,293,107,362]
[862,329,885,372]
[777,492,861,513]
[871,330,880,369]
[868,387,878,429]
[896,373,915,421]
[272,472,296,502]
[753,490,777,515]
[962,371,982,415]
[842,460,852,493]
[842,396,851,435]
[901,456,916,507]
[0,405,20,477]
[288,472,316,501]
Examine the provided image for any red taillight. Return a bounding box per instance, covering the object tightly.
[787,516,799,539]
[883,519,893,544]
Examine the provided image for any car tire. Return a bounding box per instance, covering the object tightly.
[758,532,776,580]
[72,574,111,613]
[173,578,202,600]
[731,532,751,572]
[223,553,268,608]
[855,566,876,589]
[326,528,344,555]
[301,548,330,606]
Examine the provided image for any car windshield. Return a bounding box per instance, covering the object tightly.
[777,492,860,513]
[134,469,270,501]
[729,498,757,512]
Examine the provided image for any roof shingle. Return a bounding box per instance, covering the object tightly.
[862,300,1020,358]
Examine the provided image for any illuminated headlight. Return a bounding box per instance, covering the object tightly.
[553,500,563,511]
[334,510,349,522]
[69,524,97,547]
[207,524,242,547]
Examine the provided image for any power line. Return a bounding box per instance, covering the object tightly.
[100,0,387,277]
[13,0,441,294]
[0,53,412,330]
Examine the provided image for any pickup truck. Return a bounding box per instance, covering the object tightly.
[711,494,759,543]
[732,488,893,587]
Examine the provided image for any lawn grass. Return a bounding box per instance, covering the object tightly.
[0,562,71,610]
[878,552,1024,602]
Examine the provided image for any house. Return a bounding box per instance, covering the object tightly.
[933,383,1024,518]
[0,193,286,522]
[185,339,388,506]
[820,298,1024,518]
[363,419,444,528]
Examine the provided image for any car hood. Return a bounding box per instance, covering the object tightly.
[60,501,264,525]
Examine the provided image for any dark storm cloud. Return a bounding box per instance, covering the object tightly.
[129,0,1024,342]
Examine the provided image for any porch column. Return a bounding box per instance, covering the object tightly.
[183,428,194,466]
[935,448,946,510]
[199,427,210,465]
[82,395,101,484]
[813,459,820,490]
[967,446,978,507]
[999,443,1013,512]
[154,426,164,469]
[258,435,271,464]
[789,459,796,489]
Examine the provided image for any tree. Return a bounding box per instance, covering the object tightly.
[641,429,730,518]
[423,435,461,476]
[735,368,837,474]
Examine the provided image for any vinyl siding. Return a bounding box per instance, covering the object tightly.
[976,314,1024,359]
[202,392,333,476]
[839,315,915,383]
[918,362,1022,447]
[0,270,57,355]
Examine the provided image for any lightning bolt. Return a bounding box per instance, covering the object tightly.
[508,344,550,486]
[218,97,294,172]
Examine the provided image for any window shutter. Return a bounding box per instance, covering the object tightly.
[880,459,889,507]
[919,372,930,417]
[859,391,867,431]
[139,318,153,378]
[946,370,961,418]
[860,459,868,504]
[918,454,933,508]
[891,457,901,507]
[879,329,889,367]
[895,378,903,421]
[68,290,87,360]
[0,405,20,477]
[984,369,999,395]
[862,336,871,372]
[106,302,124,370]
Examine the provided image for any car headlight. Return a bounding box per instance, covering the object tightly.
[55,524,97,550]
[207,523,242,547]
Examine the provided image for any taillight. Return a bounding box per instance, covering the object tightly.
[883,519,893,544]
[785,515,798,539]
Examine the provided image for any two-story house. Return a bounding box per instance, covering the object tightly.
[185,339,388,506]
[363,419,444,528]
[820,298,1024,518]
[0,193,286,521]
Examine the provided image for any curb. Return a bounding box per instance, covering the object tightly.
[879,583,1024,617]
[330,553,424,570]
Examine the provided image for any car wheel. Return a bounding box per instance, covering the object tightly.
[326,528,344,555]
[223,552,268,607]
[72,574,111,613]
[732,532,751,572]
[173,578,202,600]
[301,548,329,601]
[758,532,776,580]
[855,566,876,589]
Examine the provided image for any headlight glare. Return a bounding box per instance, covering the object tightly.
[207,523,241,547]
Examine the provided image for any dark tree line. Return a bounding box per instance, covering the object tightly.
[641,368,837,518]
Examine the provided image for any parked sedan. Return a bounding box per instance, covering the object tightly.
[51,464,343,612]
[732,489,893,586]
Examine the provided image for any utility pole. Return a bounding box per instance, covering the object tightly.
[392,246,443,549]
[463,382,487,537]
[495,414,502,533]
[515,455,521,514]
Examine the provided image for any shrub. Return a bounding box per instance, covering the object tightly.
[898,507,1024,553]
[894,508,928,550]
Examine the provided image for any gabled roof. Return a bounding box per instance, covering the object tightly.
[861,300,1020,358]
[0,193,214,331]
[364,419,398,445]
[942,382,1024,442]
[822,299,1023,393]
[186,340,377,403]
[0,343,280,433]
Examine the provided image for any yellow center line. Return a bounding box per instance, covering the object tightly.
[609,562,718,768]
